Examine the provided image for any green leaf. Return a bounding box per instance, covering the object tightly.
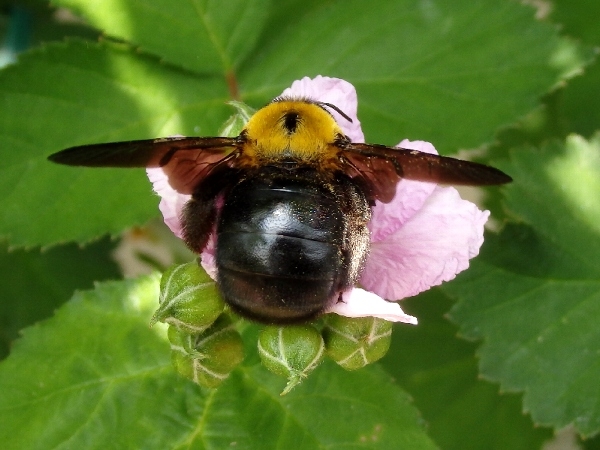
[444,135,600,437]
[0,274,180,450]
[559,59,600,139]
[53,0,271,75]
[0,237,120,359]
[0,275,437,449]
[504,135,600,262]
[582,433,600,450]
[0,40,229,246]
[1,1,571,248]
[239,0,567,152]
[381,290,551,450]
[550,0,600,46]
[224,362,436,449]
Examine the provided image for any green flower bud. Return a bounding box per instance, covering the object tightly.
[151,261,224,333]
[169,315,244,388]
[323,315,392,370]
[258,325,325,395]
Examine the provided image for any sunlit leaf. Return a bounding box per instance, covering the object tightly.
[0,40,229,246]
[445,135,600,437]
[0,0,571,247]
[53,0,271,75]
[0,275,437,449]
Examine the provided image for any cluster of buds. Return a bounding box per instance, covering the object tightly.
[151,261,244,388]
[258,316,392,394]
[153,261,395,394]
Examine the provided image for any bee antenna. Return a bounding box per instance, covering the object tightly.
[318,102,353,123]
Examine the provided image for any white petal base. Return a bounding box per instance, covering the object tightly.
[327,288,418,324]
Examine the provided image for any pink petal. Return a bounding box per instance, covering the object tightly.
[147,167,220,281]
[361,185,489,300]
[369,140,440,242]
[327,288,418,324]
[280,76,364,142]
[199,231,218,280]
[397,139,438,155]
[146,167,189,238]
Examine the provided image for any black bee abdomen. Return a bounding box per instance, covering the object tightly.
[216,166,370,324]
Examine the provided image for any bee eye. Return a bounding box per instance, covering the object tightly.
[282,112,300,133]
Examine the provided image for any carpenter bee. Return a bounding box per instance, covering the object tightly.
[48,98,511,324]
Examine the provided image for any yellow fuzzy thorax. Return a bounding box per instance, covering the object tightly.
[240,100,344,169]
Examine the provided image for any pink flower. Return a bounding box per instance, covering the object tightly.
[147,164,189,240]
[147,76,490,325]
[280,76,364,143]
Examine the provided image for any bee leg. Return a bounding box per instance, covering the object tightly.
[181,196,217,253]
[181,167,238,253]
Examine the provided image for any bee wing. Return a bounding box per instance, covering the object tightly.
[48,136,240,194]
[341,143,512,203]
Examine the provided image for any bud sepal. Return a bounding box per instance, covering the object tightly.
[323,315,392,370]
[258,325,325,395]
[168,314,244,388]
[151,261,224,333]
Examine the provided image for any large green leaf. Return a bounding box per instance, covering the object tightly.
[550,0,600,46]
[381,290,551,450]
[559,59,600,139]
[0,40,230,247]
[0,237,120,359]
[239,0,566,151]
[444,135,600,437]
[0,0,571,248]
[0,274,437,449]
[53,0,271,75]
